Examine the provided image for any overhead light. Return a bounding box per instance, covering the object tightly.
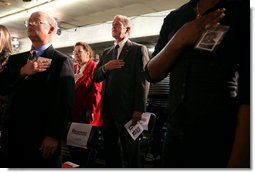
[56,27,61,35]
[0,0,51,24]
[0,11,29,24]
[12,37,20,48]
[27,0,75,14]
[148,47,155,54]
[0,0,80,24]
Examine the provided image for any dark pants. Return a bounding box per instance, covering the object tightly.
[161,122,235,168]
[1,139,62,168]
[68,126,100,168]
[102,117,141,168]
[146,104,167,157]
[162,95,238,168]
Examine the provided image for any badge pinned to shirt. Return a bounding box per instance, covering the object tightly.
[195,25,230,52]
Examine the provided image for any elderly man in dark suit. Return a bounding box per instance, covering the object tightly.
[94,14,149,168]
[0,11,74,168]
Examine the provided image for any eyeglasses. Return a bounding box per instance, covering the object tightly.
[73,50,85,54]
[24,19,48,27]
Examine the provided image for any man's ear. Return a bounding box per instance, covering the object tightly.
[126,26,131,33]
[48,26,55,34]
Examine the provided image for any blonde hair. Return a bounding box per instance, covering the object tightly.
[0,25,13,53]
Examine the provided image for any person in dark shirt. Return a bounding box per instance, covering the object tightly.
[0,25,13,162]
[0,25,12,73]
[146,0,249,168]
[0,24,13,117]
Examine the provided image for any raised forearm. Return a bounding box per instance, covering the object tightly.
[147,39,182,82]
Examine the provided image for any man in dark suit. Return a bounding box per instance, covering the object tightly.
[0,11,74,168]
[93,15,149,168]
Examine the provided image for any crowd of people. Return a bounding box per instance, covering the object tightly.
[0,0,250,168]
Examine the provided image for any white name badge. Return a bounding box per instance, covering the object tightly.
[195,25,230,52]
[66,122,92,149]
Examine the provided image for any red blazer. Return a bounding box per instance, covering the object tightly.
[72,59,102,127]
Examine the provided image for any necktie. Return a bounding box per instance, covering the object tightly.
[28,50,37,60]
[106,45,119,95]
[112,45,119,59]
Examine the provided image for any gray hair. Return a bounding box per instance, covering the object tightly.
[113,15,131,28]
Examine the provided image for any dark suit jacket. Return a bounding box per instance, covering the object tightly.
[1,45,75,167]
[94,40,149,124]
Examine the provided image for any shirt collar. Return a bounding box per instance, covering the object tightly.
[31,44,51,57]
[78,60,89,74]
[114,38,128,49]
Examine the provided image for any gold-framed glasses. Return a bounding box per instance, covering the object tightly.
[24,19,48,27]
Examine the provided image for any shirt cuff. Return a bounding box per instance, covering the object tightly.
[102,65,106,73]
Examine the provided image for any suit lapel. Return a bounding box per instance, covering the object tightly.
[105,40,132,61]
[119,40,132,60]
[104,46,115,61]
[40,45,55,60]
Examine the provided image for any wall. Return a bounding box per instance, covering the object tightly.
[17,10,172,53]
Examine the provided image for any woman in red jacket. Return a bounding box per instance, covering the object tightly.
[69,42,102,167]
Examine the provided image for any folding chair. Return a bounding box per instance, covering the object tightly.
[139,112,157,167]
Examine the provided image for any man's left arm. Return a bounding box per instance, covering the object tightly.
[51,56,75,138]
[41,55,75,158]
[132,45,150,124]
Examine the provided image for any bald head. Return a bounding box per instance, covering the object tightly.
[27,11,58,48]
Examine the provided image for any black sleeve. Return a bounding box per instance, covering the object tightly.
[236,1,250,105]
[47,54,75,139]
